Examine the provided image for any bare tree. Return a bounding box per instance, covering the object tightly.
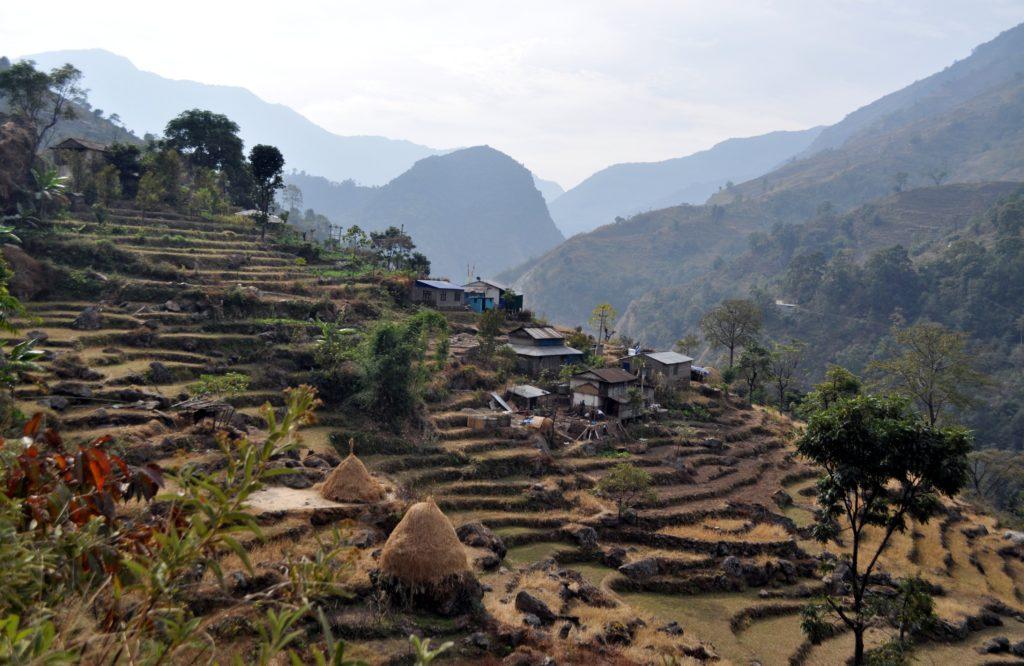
[699,299,763,367]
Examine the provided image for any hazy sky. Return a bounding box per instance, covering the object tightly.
[3,1,1022,186]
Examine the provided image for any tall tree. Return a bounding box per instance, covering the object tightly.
[164,109,244,172]
[699,299,762,367]
[0,60,84,168]
[797,394,971,665]
[768,339,805,411]
[736,342,771,405]
[249,144,285,240]
[674,333,701,356]
[871,322,989,426]
[589,303,617,346]
[369,226,415,271]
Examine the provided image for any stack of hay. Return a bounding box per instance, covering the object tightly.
[377,498,482,615]
[320,442,386,503]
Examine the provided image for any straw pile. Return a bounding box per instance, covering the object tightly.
[380,499,469,585]
[320,441,386,503]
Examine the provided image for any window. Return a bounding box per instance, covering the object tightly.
[440,291,447,301]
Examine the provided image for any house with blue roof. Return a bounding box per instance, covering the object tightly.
[410,279,465,310]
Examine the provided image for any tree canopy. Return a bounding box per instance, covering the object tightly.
[699,299,762,367]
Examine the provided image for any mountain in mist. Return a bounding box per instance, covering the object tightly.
[345,146,563,279]
[532,176,564,203]
[24,49,442,185]
[548,128,822,237]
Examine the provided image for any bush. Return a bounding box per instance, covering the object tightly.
[189,372,250,397]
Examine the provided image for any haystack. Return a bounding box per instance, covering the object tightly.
[380,498,469,585]
[320,441,386,503]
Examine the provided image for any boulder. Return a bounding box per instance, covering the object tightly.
[148,361,174,384]
[26,330,48,342]
[619,557,660,580]
[53,381,93,399]
[72,306,102,330]
[657,621,684,636]
[1004,530,1024,545]
[164,300,182,313]
[978,636,1010,654]
[962,524,989,539]
[475,552,501,571]
[565,524,598,551]
[772,489,794,508]
[2,244,44,300]
[602,621,635,646]
[722,555,744,578]
[1011,640,1024,657]
[515,591,556,625]
[521,613,542,628]
[36,396,69,411]
[603,546,627,568]
[456,521,507,558]
[703,437,723,449]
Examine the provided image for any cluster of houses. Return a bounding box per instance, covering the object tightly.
[410,276,522,313]
[507,326,697,421]
[410,276,704,422]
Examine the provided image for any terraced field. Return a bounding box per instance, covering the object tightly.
[13,210,1024,664]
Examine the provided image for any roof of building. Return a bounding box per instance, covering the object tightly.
[508,344,583,358]
[415,279,464,290]
[464,277,508,291]
[51,137,108,152]
[511,385,550,399]
[574,367,638,384]
[644,351,694,365]
[509,326,564,341]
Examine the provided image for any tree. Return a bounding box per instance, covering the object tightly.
[596,462,656,519]
[801,365,862,414]
[768,339,805,410]
[370,226,415,271]
[477,307,504,357]
[104,142,142,197]
[925,168,948,187]
[281,183,303,212]
[164,109,244,172]
[735,342,770,405]
[0,60,84,164]
[674,333,700,356]
[797,394,971,665]
[136,171,164,218]
[342,224,369,250]
[892,171,909,193]
[699,299,762,367]
[249,144,285,240]
[589,303,617,345]
[871,322,989,426]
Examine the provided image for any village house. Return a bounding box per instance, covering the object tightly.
[506,326,584,375]
[570,367,651,420]
[463,277,524,312]
[509,384,551,411]
[409,279,465,310]
[49,137,108,187]
[622,350,693,387]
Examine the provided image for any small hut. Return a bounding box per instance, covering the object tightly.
[320,442,386,503]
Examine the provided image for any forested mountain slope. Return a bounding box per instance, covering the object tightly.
[548,128,821,237]
[499,203,766,327]
[349,146,564,279]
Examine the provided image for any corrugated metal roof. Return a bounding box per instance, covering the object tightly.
[576,367,637,384]
[508,344,583,358]
[644,351,694,365]
[416,279,464,290]
[510,326,564,340]
[512,385,550,399]
[464,278,508,291]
